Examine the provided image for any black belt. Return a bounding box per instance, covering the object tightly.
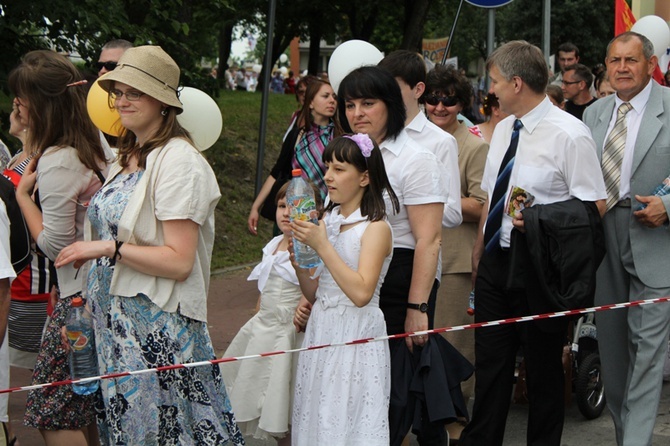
[616,198,631,208]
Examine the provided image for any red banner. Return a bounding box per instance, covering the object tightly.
[615,0,635,35]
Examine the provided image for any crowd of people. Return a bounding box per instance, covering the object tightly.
[0,29,669,446]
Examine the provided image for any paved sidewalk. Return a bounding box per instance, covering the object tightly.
[7,268,670,445]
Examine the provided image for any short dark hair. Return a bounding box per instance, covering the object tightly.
[377,50,426,89]
[482,92,500,117]
[546,84,564,104]
[486,40,549,94]
[424,64,474,112]
[337,66,406,142]
[563,63,594,89]
[323,135,399,220]
[557,42,579,58]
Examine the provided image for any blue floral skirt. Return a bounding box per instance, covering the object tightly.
[88,261,245,446]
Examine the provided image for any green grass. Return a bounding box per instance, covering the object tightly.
[0,89,299,270]
[196,89,298,269]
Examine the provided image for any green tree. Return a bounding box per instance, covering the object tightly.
[496,0,614,68]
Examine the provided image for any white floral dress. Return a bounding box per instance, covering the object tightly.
[292,207,392,446]
[86,171,244,446]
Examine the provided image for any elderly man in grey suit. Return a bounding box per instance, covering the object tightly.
[583,31,670,446]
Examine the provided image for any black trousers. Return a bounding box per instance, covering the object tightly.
[458,248,567,446]
[381,248,445,446]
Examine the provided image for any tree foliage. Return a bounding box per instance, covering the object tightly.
[496,0,614,68]
[0,0,617,95]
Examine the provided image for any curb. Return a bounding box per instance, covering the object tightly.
[211,262,258,277]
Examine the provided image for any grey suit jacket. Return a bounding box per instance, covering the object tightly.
[583,81,670,288]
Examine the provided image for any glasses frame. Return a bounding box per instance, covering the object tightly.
[109,89,145,102]
[561,80,582,86]
[423,93,459,107]
[96,61,118,72]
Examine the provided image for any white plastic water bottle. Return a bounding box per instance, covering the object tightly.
[636,175,670,210]
[65,296,99,395]
[286,169,322,268]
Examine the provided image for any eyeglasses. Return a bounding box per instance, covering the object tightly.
[109,89,145,101]
[96,61,118,72]
[561,80,582,86]
[423,94,458,107]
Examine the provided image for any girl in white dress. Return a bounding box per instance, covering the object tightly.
[290,134,400,446]
[221,183,321,445]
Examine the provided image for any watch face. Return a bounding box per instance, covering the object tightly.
[419,303,428,313]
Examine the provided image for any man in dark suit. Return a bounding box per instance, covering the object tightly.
[583,31,670,446]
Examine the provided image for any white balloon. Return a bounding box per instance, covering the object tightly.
[631,15,670,60]
[279,53,288,64]
[177,87,222,151]
[252,64,262,73]
[328,40,384,93]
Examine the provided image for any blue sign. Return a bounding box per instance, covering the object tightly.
[464,0,514,7]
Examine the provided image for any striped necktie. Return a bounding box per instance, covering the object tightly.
[601,102,632,212]
[484,118,523,253]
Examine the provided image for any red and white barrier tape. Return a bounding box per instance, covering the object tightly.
[2,295,669,395]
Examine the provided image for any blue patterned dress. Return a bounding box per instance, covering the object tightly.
[87,171,244,446]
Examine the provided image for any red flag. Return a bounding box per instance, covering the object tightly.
[613,0,665,86]
[615,0,636,35]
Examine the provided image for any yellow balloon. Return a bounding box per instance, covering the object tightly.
[87,80,123,136]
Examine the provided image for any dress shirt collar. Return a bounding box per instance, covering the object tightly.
[515,96,553,135]
[613,78,652,115]
[380,128,410,157]
[406,111,429,134]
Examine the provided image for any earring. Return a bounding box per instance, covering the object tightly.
[161,108,168,116]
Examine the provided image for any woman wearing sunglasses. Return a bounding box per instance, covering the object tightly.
[423,64,490,440]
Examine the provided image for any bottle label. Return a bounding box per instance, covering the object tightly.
[67,330,89,350]
[289,196,318,222]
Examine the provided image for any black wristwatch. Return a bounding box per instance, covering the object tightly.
[407,302,428,313]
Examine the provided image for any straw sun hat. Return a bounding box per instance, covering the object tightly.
[98,45,183,113]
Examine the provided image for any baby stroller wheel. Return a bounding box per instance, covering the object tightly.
[576,351,606,419]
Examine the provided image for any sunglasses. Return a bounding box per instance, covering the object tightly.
[96,61,118,72]
[424,94,458,107]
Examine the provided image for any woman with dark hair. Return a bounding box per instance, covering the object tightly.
[10,49,111,446]
[471,92,508,144]
[248,77,342,234]
[423,64,490,441]
[54,45,243,445]
[337,66,450,445]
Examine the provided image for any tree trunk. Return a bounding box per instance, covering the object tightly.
[401,0,432,51]
[218,22,234,74]
[308,23,323,75]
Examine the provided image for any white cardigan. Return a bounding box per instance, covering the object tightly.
[86,138,221,322]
